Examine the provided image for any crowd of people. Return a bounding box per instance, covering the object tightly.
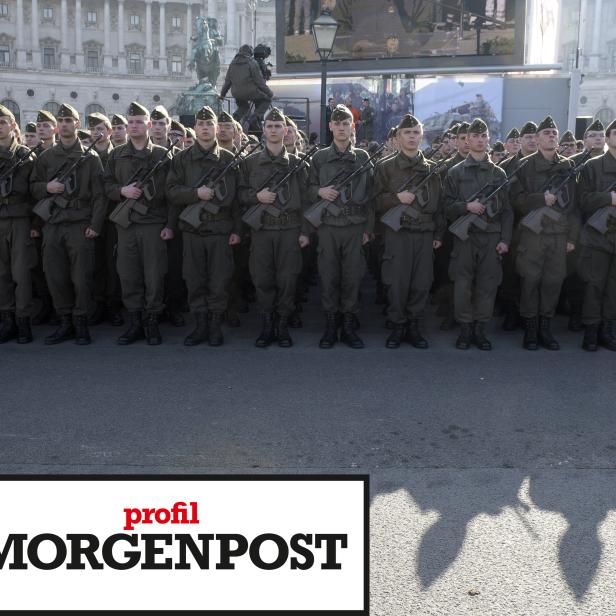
[0,97,614,353]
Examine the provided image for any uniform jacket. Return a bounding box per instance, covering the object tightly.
[220,51,274,102]
[0,138,36,219]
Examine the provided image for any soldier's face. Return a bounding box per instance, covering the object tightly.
[195,119,217,143]
[283,127,297,147]
[37,121,57,141]
[585,130,605,151]
[90,122,111,144]
[263,120,286,145]
[505,138,520,154]
[169,130,185,147]
[330,119,353,142]
[150,119,169,141]
[456,134,470,155]
[520,133,537,153]
[0,116,15,140]
[112,124,127,144]
[184,136,195,148]
[560,142,576,157]
[398,126,422,153]
[491,151,505,163]
[441,138,451,154]
[607,131,616,149]
[468,131,489,154]
[217,122,234,142]
[537,128,558,151]
[25,133,40,147]
[127,116,150,139]
[57,117,78,139]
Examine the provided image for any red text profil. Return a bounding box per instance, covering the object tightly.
[123,502,199,531]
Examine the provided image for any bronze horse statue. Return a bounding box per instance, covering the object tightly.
[188,17,223,86]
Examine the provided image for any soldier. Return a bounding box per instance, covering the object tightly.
[283,116,299,154]
[36,110,57,150]
[77,129,92,147]
[217,111,237,152]
[577,118,616,351]
[24,122,40,148]
[307,104,374,349]
[30,103,105,345]
[169,120,186,150]
[166,105,241,346]
[444,118,512,350]
[103,101,176,345]
[490,140,506,164]
[240,107,310,347]
[503,127,521,158]
[375,114,444,349]
[184,127,196,148]
[359,97,375,142]
[563,119,606,332]
[111,114,128,147]
[88,111,123,327]
[559,130,577,158]
[0,104,37,343]
[510,116,577,351]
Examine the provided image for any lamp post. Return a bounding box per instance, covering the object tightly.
[312,9,339,146]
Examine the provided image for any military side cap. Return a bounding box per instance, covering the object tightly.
[87,112,111,129]
[298,129,307,141]
[263,107,285,123]
[185,127,196,139]
[448,123,460,137]
[397,114,420,129]
[127,102,148,117]
[37,109,56,124]
[520,121,537,135]
[506,127,520,140]
[331,105,353,122]
[111,113,128,126]
[456,121,470,135]
[560,130,575,143]
[468,118,488,134]
[491,140,505,152]
[387,127,398,139]
[0,104,15,122]
[150,105,170,120]
[285,115,298,130]
[537,116,557,132]
[25,122,37,133]
[77,129,91,140]
[170,119,186,135]
[605,119,616,136]
[196,106,216,121]
[585,118,605,134]
[248,134,259,144]
[218,110,234,124]
[57,103,79,120]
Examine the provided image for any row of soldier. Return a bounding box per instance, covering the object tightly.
[0,100,615,352]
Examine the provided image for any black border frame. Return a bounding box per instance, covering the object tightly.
[276,0,527,74]
[0,474,370,615]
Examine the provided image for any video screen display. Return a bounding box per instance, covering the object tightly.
[277,1,525,73]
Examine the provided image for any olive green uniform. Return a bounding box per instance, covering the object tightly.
[103,139,175,315]
[307,143,373,315]
[510,152,578,319]
[0,139,37,317]
[240,146,309,316]
[577,151,616,324]
[375,150,444,324]
[30,140,105,316]
[444,156,513,323]
[166,142,240,314]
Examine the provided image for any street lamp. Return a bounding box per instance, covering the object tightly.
[312,9,339,146]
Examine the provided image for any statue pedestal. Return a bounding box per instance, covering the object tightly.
[176,79,222,120]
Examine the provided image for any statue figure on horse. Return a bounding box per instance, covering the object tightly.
[188,16,223,87]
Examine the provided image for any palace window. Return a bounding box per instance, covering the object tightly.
[86,10,97,24]
[43,47,56,68]
[42,7,53,19]
[0,44,9,66]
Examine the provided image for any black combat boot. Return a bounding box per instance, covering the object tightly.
[599,320,616,351]
[44,315,75,345]
[319,312,338,349]
[208,312,224,347]
[16,316,33,344]
[522,317,538,350]
[288,310,303,328]
[455,322,473,350]
[277,314,293,348]
[108,305,125,326]
[144,312,162,345]
[538,316,560,350]
[225,309,241,327]
[568,313,583,332]
[440,311,456,331]
[118,312,145,345]
[255,313,276,348]
[74,315,92,345]
[472,321,492,351]
[0,311,17,343]
[168,310,185,327]
[184,312,208,346]
[340,313,364,349]
[406,319,428,349]
[582,323,599,352]
[501,303,520,331]
[385,323,405,349]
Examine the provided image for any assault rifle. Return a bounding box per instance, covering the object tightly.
[0,143,42,198]
[380,159,447,232]
[242,145,317,231]
[179,142,261,229]
[586,179,616,234]
[32,137,102,222]
[449,159,528,241]
[304,143,385,229]
[109,139,179,229]
[520,151,591,234]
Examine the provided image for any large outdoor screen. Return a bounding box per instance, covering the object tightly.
[276,0,526,74]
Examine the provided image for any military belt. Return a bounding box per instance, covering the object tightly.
[202,210,232,223]
[0,196,25,206]
[401,212,434,226]
[338,204,365,217]
[263,210,300,226]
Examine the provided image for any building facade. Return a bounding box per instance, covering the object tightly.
[0,0,276,126]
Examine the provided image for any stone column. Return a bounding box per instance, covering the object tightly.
[103,0,112,69]
[145,0,153,73]
[590,0,602,70]
[159,0,166,74]
[60,0,69,68]
[15,0,26,65]
[225,0,236,63]
[118,0,127,72]
[31,0,40,68]
[75,0,83,70]
[186,1,192,73]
